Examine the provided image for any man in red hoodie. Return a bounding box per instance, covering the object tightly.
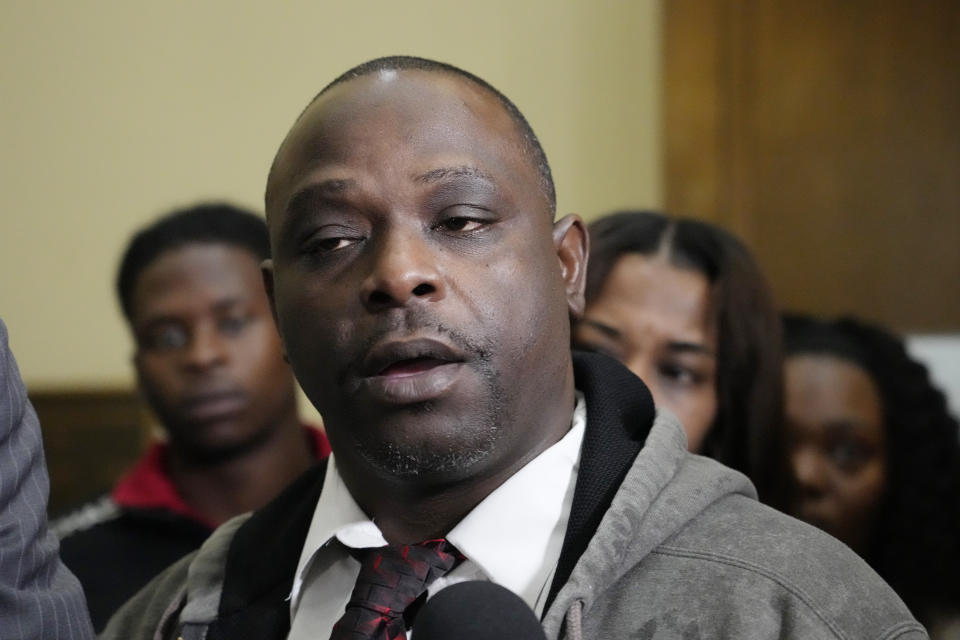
[55,203,329,630]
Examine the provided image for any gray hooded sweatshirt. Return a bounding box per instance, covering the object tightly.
[101,410,926,640]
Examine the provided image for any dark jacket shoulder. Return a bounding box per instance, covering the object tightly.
[58,502,209,630]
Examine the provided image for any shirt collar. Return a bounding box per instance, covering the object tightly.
[290,456,382,608]
[446,393,585,600]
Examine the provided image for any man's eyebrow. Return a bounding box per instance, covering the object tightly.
[135,314,180,330]
[211,297,248,312]
[136,297,247,327]
[286,179,357,217]
[414,166,495,185]
[580,319,621,340]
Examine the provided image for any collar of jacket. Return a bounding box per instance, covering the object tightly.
[112,426,332,532]
[205,351,655,640]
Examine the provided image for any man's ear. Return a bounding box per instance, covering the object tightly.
[261,258,289,362]
[552,214,589,318]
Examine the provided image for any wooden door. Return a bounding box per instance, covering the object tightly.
[664,0,960,331]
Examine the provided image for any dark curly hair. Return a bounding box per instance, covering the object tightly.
[581,210,784,498]
[782,314,960,621]
[116,202,269,321]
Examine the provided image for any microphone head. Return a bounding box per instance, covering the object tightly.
[413,580,548,640]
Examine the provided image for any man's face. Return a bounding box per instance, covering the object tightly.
[265,70,585,486]
[131,243,298,459]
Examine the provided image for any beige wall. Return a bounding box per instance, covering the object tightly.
[1,1,662,390]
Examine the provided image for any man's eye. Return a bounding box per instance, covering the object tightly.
[438,217,484,233]
[144,327,188,351]
[219,315,252,335]
[306,236,359,254]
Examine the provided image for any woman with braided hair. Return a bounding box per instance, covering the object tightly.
[781,313,960,634]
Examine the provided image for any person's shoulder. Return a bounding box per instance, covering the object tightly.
[667,491,861,573]
[98,550,195,640]
[51,495,121,539]
[56,496,207,553]
[660,493,925,638]
[0,317,97,639]
[100,512,252,638]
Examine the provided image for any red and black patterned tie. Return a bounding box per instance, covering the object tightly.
[329,539,462,640]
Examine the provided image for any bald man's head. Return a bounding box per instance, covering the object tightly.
[266,56,555,217]
[259,56,587,491]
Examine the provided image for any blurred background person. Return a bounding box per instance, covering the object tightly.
[573,210,783,497]
[54,204,330,630]
[780,313,960,634]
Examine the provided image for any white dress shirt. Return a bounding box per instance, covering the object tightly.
[287,394,586,640]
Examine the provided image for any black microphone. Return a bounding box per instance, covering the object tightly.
[412,581,548,640]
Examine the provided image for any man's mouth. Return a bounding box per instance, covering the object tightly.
[357,338,467,404]
[180,390,247,422]
[378,356,452,377]
[361,338,465,377]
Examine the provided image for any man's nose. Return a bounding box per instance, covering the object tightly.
[182,324,228,371]
[360,227,446,311]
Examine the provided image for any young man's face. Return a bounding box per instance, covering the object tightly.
[131,243,297,459]
[265,70,586,486]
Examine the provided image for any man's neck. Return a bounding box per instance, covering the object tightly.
[168,415,314,526]
[363,471,528,545]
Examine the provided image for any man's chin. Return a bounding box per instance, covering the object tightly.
[170,426,267,465]
[343,411,502,483]
[357,440,493,481]
[328,360,507,482]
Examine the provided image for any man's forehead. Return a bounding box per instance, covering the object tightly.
[265,70,522,214]
[307,69,504,134]
[134,243,256,294]
[131,247,261,321]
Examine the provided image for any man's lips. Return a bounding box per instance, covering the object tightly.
[379,357,453,377]
[355,337,467,404]
[179,390,247,422]
[360,338,466,377]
